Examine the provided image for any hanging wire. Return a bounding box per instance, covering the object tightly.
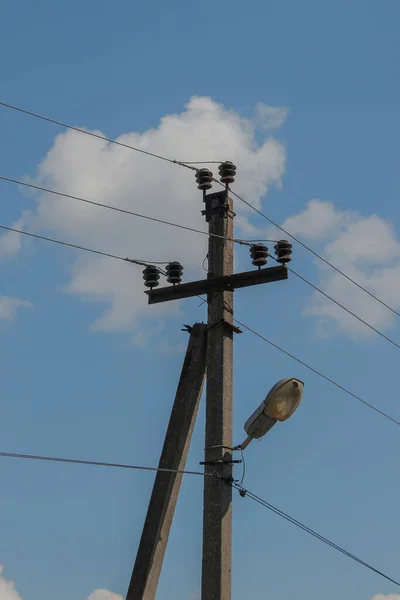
[0,175,254,248]
[0,450,219,477]
[2,225,396,431]
[0,224,168,269]
[233,317,400,427]
[267,252,400,352]
[237,448,246,486]
[0,101,202,171]
[228,187,400,319]
[231,481,400,587]
[193,292,400,427]
[1,98,399,319]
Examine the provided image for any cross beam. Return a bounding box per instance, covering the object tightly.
[145,264,287,305]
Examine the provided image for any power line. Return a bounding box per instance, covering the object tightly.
[288,265,400,351]
[13,449,395,587]
[2,194,399,426]
[4,175,400,348]
[193,293,400,427]
[3,221,396,430]
[4,224,400,427]
[1,98,398,320]
[5,170,397,347]
[0,225,167,267]
[270,251,400,352]
[180,161,224,165]
[0,450,216,478]
[0,100,203,172]
[0,175,255,248]
[229,188,400,319]
[233,317,400,427]
[231,481,400,587]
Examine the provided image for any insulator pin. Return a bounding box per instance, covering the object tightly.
[143,265,160,288]
[274,240,292,264]
[250,244,268,268]
[166,261,183,285]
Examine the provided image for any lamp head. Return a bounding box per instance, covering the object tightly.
[264,377,304,421]
[243,378,304,443]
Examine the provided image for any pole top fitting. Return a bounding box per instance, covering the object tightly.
[201,190,230,223]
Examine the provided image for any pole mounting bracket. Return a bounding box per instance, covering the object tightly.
[223,320,243,335]
[202,190,229,222]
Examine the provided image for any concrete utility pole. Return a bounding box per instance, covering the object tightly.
[201,190,234,600]
[138,161,291,600]
[127,323,207,600]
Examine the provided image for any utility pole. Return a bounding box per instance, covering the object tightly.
[137,161,292,599]
[127,323,207,600]
[201,188,234,600]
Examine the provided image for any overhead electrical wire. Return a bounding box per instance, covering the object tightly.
[4,446,397,587]
[5,167,397,347]
[3,171,398,347]
[231,481,400,587]
[0,225,168,268]
[0,169,400,350]
[194,291,400,426]
[229,188,400,319]
[1,99,398,320]
[1,443,397,587]
[288,266,400,350]
[0,101,200,172]
[233,318,400,426]
[273,253,400,352]
[0,450,216,477]
[3,224,400,427]
[1,104,399,419]
[2,100,399,591]
[0,175,257,248]
[4,170,398,348]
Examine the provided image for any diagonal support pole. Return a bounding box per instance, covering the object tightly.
[126,323,207,600]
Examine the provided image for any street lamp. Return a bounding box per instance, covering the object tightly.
[239,377,304,450]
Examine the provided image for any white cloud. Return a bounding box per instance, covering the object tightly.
[0,217,28,262]
[272,199,400,337]
[253,103,289,130]
[0,296,31,321]
[86,591,123,600]
[0,565,122,600]
[0,566,22,600]
[372,596,400,600]
[0,96,286,338]
[277,199,349,241]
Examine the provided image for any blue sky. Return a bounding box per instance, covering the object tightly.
[1,1,400,599]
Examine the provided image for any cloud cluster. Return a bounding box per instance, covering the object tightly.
[0,218,25,262]
[272,199,400,336]
[0,296,31,321]
[1,563,395,600]
[252,103,289,130]
[0,565,122,600]
[0,97,286,337]
[0,566,22,600]
[4,95,396,341]
[86,591,123,600]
